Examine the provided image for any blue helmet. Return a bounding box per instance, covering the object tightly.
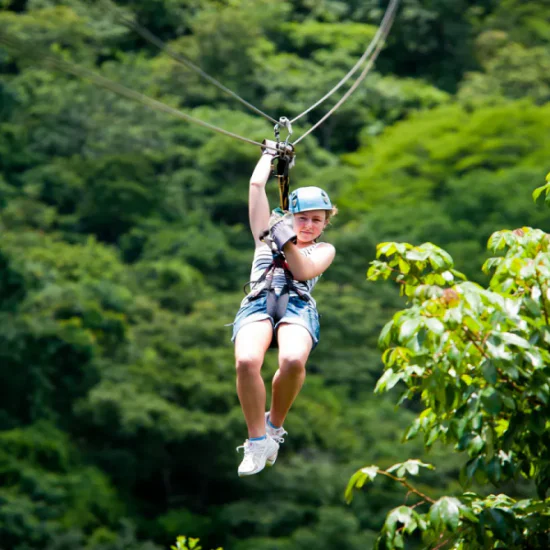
[289,186,332,214]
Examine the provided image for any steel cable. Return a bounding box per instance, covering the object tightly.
[292,0,399,146]
[102,0,279,124]
[290,0,400,125]
[0,33,272,151]
[0,0,400,152]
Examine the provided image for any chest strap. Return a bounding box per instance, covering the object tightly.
[247,253,309,324]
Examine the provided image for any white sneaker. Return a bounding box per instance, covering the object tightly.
[265,412,287,466]
[236,435,279,477]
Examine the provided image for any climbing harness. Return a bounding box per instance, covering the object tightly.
[245,250,310,347]
[244,115,298,334]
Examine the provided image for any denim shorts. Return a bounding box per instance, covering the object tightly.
[231,291,320,349]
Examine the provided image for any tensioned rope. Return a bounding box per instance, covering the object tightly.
[0,0,399,151]
[101,0,397,131]
[100,0,279,125]
[290,0,400,125]
[0,33,276,152]
[293,0,399,145]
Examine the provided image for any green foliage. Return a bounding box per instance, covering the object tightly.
[481,0,550,46]
[0,422,127,549]
[344,101,550,211]
[171,536,222,550]
[460,38,550,105]
[2,0,550,549]
[348,206,550,547]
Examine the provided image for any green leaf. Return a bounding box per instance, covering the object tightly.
[378,242,396,257]
[399,318,421,342]
[379,320,394,348]
[533,184,550,202]
[486,338,513,361]
[375,368,403,392]
[361,465,379,482]
[463,456,483,485]
[500,332,530,349]
[458,503,479,523]
[384,506,419,542]
[488,231,508,252]
[387,459,434,477]
[404,419,421,441]
[523,297,542,317]
[429,254,445,270]
[525,350,544,368]
[500,394,516,411]
[345,470,366,503]
[487,457,502,484]
[482,360,498,385]
[467,434,485,456]
[398,257,411,274]
[481,389,503,415]
[528,414,545,435]
[429,497,460,532]
[424,317,444,335]
[483,508,515,540]
[345,465,378,503]
[406,249,429,261]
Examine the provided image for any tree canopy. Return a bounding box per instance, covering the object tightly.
[0,0,549,549]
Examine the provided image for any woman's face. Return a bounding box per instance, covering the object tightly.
[293,209,327,243]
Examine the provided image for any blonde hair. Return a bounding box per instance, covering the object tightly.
[325,205,339,224]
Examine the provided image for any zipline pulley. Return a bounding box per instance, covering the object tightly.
[274,116,293,147]
[269,116,294,211]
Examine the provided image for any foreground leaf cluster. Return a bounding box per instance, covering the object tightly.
[347,222,550,548]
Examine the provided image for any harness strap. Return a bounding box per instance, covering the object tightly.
[266,120,295,211]
[246,252,310,349]
[276,156,290,211]
[247,253,309,309]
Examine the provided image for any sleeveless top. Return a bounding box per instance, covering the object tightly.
[242,242,321,307]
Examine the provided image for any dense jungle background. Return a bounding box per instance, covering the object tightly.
[1,0,550,549]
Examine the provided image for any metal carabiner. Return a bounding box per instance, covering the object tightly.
[274,116,293,147]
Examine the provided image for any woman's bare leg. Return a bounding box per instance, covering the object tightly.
[234,320,273,438]
[270,323,313,427]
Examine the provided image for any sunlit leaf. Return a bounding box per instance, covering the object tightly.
[399,318,421,341]
[429,497,460,532]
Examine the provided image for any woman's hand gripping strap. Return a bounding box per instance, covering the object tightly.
[268,209,296,252]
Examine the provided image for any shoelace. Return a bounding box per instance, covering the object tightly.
[236,440,254,454]
[270,428,287,445]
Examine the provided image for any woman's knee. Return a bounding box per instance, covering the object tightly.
[235,353,263,377]
[278,354,306,377]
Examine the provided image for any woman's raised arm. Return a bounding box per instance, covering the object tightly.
[249,153,275,246]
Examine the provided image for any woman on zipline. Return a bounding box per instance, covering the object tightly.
[232,146,337,476]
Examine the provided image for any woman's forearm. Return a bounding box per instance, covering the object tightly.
[250,154,274,186]
[282,244,317,280]
[283,242,336,281]
[249,155,274,243]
